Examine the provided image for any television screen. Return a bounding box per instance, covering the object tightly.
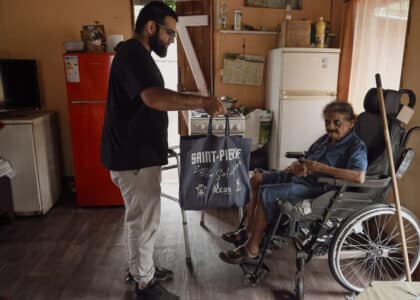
[0,59,41,111]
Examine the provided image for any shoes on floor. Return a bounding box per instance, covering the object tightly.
[219,245,259,264]
[221,227,249,246]
[126,266,174,284]
[135,279,179,300]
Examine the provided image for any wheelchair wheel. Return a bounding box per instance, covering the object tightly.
[329,204,420,293]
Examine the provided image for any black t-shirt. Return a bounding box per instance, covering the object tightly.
[101,39,168,171]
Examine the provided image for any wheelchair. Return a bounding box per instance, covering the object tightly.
[237,88,420,300]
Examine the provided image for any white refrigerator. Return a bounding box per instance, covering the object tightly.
[266,48,340,170]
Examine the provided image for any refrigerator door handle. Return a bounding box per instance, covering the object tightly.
[71,100,106,104]
[280,90,337,98]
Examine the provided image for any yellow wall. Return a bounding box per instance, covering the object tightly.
[400,2,420,231]
[0,0,133,176]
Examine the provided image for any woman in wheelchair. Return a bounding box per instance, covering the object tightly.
[219,101,368,264]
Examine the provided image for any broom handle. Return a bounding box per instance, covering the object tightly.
[375,74,412,282]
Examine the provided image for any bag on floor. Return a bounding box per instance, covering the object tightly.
[179,116,251,210]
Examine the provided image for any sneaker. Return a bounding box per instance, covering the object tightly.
[126,267,174,284]
[135,279,179,300]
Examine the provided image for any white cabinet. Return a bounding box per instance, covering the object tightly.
[0,112,61,215]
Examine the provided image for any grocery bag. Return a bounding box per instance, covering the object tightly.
[179,116,251,210]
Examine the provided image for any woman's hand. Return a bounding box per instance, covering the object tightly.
[302,160,323,174]
[301,159,365,183]
[250,172,263,189]
[288,161,308,177]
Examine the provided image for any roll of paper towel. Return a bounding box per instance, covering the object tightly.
[106,35,124,52]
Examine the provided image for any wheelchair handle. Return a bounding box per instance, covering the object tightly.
[399,89,416,109]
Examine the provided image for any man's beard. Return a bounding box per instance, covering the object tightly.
[150,32,168,57]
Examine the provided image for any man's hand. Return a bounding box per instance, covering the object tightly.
[204,96,226,115]
[289,161,308,177]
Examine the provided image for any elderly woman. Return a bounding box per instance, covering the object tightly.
[219,101,368,263]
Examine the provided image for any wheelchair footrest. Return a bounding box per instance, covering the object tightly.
[271,236,289,249]
[241,263,270,287]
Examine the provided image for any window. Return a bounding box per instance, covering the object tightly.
[348,0,409,113]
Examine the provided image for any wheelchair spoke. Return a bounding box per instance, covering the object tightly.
[389,257,405,267]
[382,222,407,247]
[363,221,372,244]
[388,242,417,252]
[367,258,377,283]
[342,257,369,285]
[340,256,367,269]
[343,241,367,252]
[383,256,400,278]
[331,207,420,293]
[353,233,370,244]
[373,216,383,245]
[380,257,394,280]
[386,257,404,277]
[378,215,393,241]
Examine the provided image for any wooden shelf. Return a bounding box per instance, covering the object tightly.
[218,30,278,35]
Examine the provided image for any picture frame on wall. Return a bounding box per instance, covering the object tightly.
[245,0,303,9]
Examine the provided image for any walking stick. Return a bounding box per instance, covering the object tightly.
[375,73,412,282]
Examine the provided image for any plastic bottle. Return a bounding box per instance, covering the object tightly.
[234,10,242,31]
[315,17,326,48]
[285,4,292,21]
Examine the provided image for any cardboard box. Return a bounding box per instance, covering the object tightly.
[278,20,311,48]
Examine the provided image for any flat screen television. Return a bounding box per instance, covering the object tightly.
[0,59,41,111]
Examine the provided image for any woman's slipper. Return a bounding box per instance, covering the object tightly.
[219,246,258,264]
[221,227,248,246]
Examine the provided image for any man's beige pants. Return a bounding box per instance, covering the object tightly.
[110,166,161,286]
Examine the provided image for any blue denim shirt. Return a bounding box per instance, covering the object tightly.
[295,130,368,185]
[259,130,368,224]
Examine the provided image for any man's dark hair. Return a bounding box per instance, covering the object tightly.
[323,101,356,121]
[135,1,178,34]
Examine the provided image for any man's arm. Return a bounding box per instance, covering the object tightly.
[141,86,225,115]
[303,160,366,183]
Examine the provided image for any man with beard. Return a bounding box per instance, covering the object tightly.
[101,2,225,299]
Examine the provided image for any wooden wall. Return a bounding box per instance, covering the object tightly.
[213,0,344,109]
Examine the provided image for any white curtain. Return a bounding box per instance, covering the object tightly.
[348,0,409,113]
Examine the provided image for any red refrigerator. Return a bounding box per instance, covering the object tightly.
[64,53,123,206]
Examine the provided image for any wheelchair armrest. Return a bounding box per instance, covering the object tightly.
[285,151,306,159]
[317,176,391,188]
